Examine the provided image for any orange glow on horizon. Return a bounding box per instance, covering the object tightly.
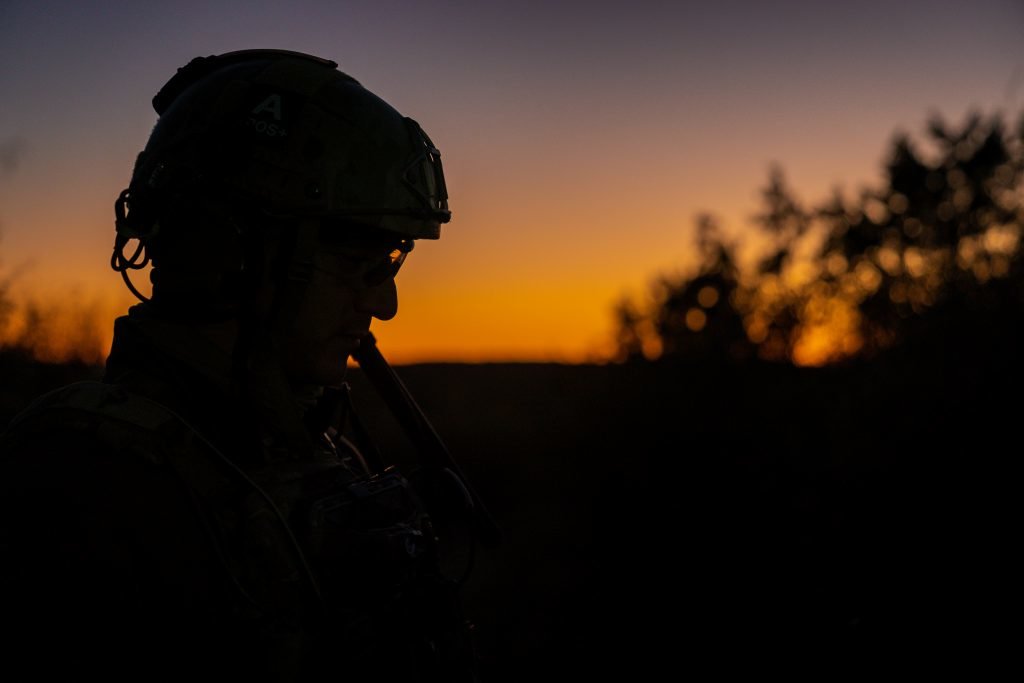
[0,274,625,366]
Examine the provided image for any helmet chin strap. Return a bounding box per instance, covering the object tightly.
[267,217,319,345]
[228,217,323,455]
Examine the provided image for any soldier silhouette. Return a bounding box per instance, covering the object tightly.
[0,49,496,682]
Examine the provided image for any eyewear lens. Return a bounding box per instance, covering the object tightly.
[362,240,413,286]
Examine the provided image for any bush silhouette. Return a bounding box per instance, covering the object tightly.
[616,111,1024,365]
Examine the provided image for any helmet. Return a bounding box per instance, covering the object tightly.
[113,49,450,302]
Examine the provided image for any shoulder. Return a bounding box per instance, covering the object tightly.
[0,381,217,581]
[0,383,228,678]
[0,381,205,545]
[3,381,180,456]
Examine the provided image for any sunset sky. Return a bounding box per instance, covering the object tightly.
[1,0,1021,363]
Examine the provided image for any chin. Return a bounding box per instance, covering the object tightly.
[311,355,350,387]
[284,353,349,387]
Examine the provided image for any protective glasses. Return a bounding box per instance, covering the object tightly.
[315,238,415,287]
[365,239,414,286]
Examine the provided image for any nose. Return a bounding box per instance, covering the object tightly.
[356,278,398,321]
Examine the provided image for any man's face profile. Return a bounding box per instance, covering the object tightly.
[279,229,403,387]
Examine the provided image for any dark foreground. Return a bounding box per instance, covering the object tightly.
[2,331,1018,678]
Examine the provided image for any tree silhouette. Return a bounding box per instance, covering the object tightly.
[650,215,752,363]
[615,111,1024,365]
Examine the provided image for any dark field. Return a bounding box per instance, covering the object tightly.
[2,328,1018,677]
[355,350,1017,677]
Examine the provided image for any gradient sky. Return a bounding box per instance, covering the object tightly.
[1,0,1021,363]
